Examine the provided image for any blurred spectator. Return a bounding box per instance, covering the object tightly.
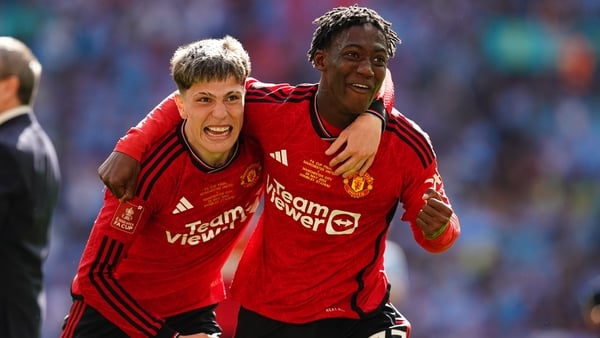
[580,275,600,336]
[0,36,61,338]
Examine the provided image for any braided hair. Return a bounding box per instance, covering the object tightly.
[307,5,401,64]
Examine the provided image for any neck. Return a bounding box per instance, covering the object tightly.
[192,143,233,168]
[315,89,353,129]
[182,122,235,169]
[0,100,22,113]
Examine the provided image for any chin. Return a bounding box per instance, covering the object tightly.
[349,103,371,116]
[211,139,237,152]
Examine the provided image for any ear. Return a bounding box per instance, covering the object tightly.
[0,76,20,107]
[312,50,327,71]
[174,92,187,119]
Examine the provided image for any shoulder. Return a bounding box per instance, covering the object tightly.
[0,114,54,160]
[246,78,317,104]
[385,108,436,169]
[0,113,30,142]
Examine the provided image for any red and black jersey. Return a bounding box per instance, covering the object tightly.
[68,122,263,337]
[114,79,459,325]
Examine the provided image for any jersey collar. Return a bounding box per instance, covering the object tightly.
[310,92,341,141]
[0,105,30,126]
[178,121,240,173]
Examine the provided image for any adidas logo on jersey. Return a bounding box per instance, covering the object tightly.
[270,149,288,166]
[172,197,194,214]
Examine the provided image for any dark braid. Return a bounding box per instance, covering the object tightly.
[307,5,401,63]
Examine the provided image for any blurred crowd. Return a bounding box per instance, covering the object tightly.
[1,0,599,337]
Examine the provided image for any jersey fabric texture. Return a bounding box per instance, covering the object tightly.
[62,120,263,338]
[0,106,61,338]
[113,78,459,326]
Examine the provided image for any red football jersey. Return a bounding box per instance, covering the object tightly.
[71,122,263,336]
[114,79,459,325]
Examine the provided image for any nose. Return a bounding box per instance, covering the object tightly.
[357,59,375,77]
[212,101,228,118]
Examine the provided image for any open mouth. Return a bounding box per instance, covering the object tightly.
[350,83,372,94]
[352,83,370,89]
[204,126,232,136]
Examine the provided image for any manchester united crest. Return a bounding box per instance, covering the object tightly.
[240,162,262,188]
[343,172,374,198]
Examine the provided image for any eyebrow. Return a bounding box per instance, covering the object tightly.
[192,90,243,98]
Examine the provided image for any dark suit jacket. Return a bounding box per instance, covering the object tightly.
[0,106,60,337]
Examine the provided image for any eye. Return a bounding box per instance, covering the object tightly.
[226,94,242,103]
[373,56,387,66]
[345,51,360,59]
[196,96,212,103]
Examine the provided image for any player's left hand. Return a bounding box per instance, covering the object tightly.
[416,188,454,238]
[326,113,382,177]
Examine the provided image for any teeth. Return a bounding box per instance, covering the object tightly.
[206,126,230,134]
[353,84,369,89]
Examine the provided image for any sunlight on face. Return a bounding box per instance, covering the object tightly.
[315,23,388,128]
[175,75,245,167]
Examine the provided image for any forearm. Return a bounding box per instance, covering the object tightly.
[327,71,394,175]
[367,67,395,129]
[78,256,172,337]
[414,213,460,253]
[77,196,171,336]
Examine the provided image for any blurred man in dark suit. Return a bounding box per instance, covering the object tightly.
[0,36,61,338]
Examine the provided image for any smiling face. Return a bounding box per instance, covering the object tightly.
[175,75,245,167]
[313,23,388,128]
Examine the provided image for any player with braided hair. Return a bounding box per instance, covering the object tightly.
[98,5,460,338]
[307,5,400,63]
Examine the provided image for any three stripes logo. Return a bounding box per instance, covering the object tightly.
[270,149,288,166]
[172,196,194,214]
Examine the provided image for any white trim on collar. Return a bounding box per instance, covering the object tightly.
[0,105,30,126]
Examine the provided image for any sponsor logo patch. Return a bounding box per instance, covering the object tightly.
[172,196,194,214]
[269,149,288,166]
[266,175,361,235]
[111,202,144,234]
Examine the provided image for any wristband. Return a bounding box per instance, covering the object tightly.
[424,220,449,240]
[365,98,388,131]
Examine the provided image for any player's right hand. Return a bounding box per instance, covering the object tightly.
[97,151,140,202]
[416,188,453,238]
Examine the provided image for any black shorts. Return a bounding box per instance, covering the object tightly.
[61,298,221,337]
[234,303,411,338]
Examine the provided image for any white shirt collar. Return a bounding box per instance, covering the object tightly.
[0,106,30,126]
